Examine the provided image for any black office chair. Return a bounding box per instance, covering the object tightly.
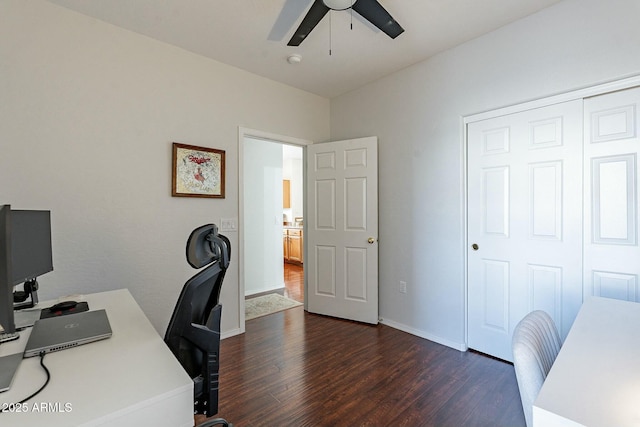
[165,224,232,427]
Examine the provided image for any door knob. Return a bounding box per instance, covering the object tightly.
[471,243,479,251]
[368,237,376,244]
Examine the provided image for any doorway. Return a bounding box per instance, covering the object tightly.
[239,130,380,328]
[238,128,311,332]
[282,144,304,304]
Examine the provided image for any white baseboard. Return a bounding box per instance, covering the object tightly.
[379,317,468,352]
[221,327,242,340]
[245,286,285,298]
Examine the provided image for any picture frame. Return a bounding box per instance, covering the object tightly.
[172,142,225,198]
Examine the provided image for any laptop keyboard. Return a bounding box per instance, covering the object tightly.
[0,331,19,343]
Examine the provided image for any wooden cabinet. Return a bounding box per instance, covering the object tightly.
[283,228,303,264]
[283,180,291,208]
[283,229,289,260]
[288,229,303,263]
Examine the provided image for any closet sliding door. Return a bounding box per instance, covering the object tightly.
[584,87,640,302]
[467,100,584,362]
[468,85,640,362]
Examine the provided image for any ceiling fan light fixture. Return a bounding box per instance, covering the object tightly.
[322,0,353,11]
[287,0,403,47]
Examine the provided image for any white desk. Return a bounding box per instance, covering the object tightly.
[0,289,194,427]
[533,297,640,427]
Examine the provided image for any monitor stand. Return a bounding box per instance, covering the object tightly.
[13,279,39,310]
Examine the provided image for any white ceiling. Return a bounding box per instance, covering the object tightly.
[46,0,564,98]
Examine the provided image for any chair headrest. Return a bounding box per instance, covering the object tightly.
[185,224,229,269]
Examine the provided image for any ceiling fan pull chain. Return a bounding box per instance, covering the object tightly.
[329,11,332,55]
[350,0,354,30]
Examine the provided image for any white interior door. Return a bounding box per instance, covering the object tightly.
[584,86,640,302]
[467,100,584,361]
[306,137,378,324]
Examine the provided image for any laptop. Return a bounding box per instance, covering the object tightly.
[23,309,112,358]
[0,352,23,392]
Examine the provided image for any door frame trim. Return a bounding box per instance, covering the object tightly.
[465,74,640,125]
[237,127,312,334]
[462,73,640,350]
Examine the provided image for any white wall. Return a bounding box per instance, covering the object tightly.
[0,0,329,335]
[330,0,640,349]
[243,137,285,296]
[283,147,304,222]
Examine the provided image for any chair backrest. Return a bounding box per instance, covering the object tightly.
[164,224,231,417]
[512,310,561,427]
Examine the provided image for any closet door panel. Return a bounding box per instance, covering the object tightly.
[468,100,583,361]
[584,87,640,302]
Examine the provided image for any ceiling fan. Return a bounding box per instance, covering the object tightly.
[287,0,404,47]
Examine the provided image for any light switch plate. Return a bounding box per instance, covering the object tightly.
[219,218,238,232]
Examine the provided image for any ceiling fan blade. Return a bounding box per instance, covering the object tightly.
[287,0,330,46]
[352,0,404,39]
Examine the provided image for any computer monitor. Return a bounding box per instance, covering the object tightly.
[11,209,53,286]
[0,205,14,333]
[0,205,54,332]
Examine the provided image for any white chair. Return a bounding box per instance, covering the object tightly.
[512,310,561,427]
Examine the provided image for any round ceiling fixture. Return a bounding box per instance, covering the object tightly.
[287,54,302,64]
[322,0,353,11]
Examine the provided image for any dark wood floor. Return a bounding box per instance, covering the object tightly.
[199,305,526,427]
[283,262,304,303]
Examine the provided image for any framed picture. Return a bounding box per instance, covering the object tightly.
[172,142,225,198]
